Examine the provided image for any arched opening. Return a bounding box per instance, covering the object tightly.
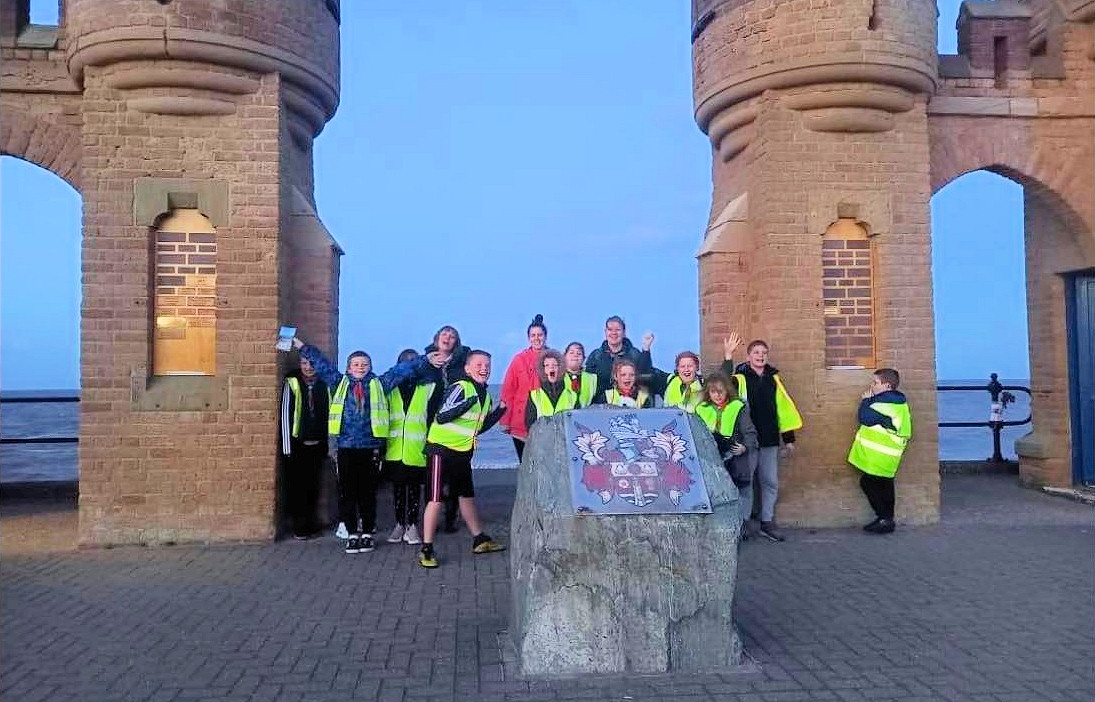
[931,168,1094,485]
[931,171,1027,461]
[0,155,82,490]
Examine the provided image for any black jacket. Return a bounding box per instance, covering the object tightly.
[722,361,796,448]
[421,343,471,422]
[426,378,505,456]
[280,372,329,453]
[585,338,649,396]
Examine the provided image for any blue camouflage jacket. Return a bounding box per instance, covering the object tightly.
[300,345,426,449]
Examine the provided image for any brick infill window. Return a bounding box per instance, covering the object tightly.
[153,209,217,376]
[822,218,875,369]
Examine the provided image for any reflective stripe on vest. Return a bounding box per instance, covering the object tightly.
[664,376,703,413]
[733,372,803,432]
[696,399,745,437]
[529,386,576,420]
[385,382,435,467]
[605,387,650,408]
[328,377,390,438]
[426,380,492,452]
[848,401,913,478]
[286,377,303,438]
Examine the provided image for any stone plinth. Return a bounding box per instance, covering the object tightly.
[509,412,743,678]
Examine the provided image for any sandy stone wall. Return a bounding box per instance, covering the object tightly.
[1,0,342,544]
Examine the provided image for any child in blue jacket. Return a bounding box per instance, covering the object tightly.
[290,337,434,554]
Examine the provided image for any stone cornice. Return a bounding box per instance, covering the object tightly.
[67,26,337,132]
[695,59,936,133]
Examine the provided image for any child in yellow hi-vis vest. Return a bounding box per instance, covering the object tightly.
[289,336,437,555]
[418,350,507,568]
[848,368,912,534]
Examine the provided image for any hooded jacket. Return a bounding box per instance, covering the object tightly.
[421,342,471,422]
[500,347,541,441]
[301,345,425,449]
[857,389,908,430]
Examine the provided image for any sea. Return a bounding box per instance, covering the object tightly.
[0,381,1033,484]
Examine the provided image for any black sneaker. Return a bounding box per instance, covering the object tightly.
[359,535,376,552]
[344,536,361,554]
[759,521,786,542]
[863,518,883,532]
[874,519,895,534]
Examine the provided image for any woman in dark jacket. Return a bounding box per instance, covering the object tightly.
[584,316,652,396]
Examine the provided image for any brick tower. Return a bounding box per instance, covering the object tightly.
[1,0,343,544]
[692,0,943,526]
[692,0,1094,527]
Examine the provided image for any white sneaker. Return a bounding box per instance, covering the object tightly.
[387,524,406,544]
[402,524,422,545]
[335,522,350,540]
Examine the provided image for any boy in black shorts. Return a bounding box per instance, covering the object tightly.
[418,350,506,568]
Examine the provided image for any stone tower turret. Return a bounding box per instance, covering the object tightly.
[1,0,344,544]
[692,0,942,526]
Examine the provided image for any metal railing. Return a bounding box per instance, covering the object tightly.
[937,373,1032,462]
[0,393,80,445]
[2,377,1034,462]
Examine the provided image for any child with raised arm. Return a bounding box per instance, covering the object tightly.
[848,368,912,534]
[289,336,434,554]
[418,350,507,568]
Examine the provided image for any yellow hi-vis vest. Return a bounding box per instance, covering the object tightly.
[696,399,746,437]
[565,371,598,408]
[848,400,912,478]
[605,387,651,408]
[664,376,704,413]
[385,382,435,467]
[329,376,389,438]
[285,377,303,438]
[426,380,492,452]
[733,372,803,432]
[529,386,576,420]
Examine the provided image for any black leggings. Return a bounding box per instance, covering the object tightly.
[337,447,382,534]
[513,436,525,461]
[389,462,424,526]
[859,473,895,520]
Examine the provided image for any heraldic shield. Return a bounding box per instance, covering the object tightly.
[564,409,713,515]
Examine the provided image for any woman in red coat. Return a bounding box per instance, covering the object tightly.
[500,314,547,461]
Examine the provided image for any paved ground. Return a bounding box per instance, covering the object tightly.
[2,472,1092,702]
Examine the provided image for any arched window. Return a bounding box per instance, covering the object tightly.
[822,218,874,369]
[153,209,216,376]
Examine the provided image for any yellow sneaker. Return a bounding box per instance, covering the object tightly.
[417,547,438,568]
[472,538,505,554]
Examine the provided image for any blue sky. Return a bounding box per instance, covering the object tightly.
[1,1,1027,390]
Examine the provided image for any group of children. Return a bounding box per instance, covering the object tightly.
[278,316,913,569]
[496,315,912,538]
[282,325,505,568]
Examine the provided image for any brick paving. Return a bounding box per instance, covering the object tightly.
[2,472,1092,702]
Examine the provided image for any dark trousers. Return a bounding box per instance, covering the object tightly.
[389,462,425,526]
[859,473,895,520]
[337,447,382,534]
[512,436,525,461]
[288,440,326,536]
